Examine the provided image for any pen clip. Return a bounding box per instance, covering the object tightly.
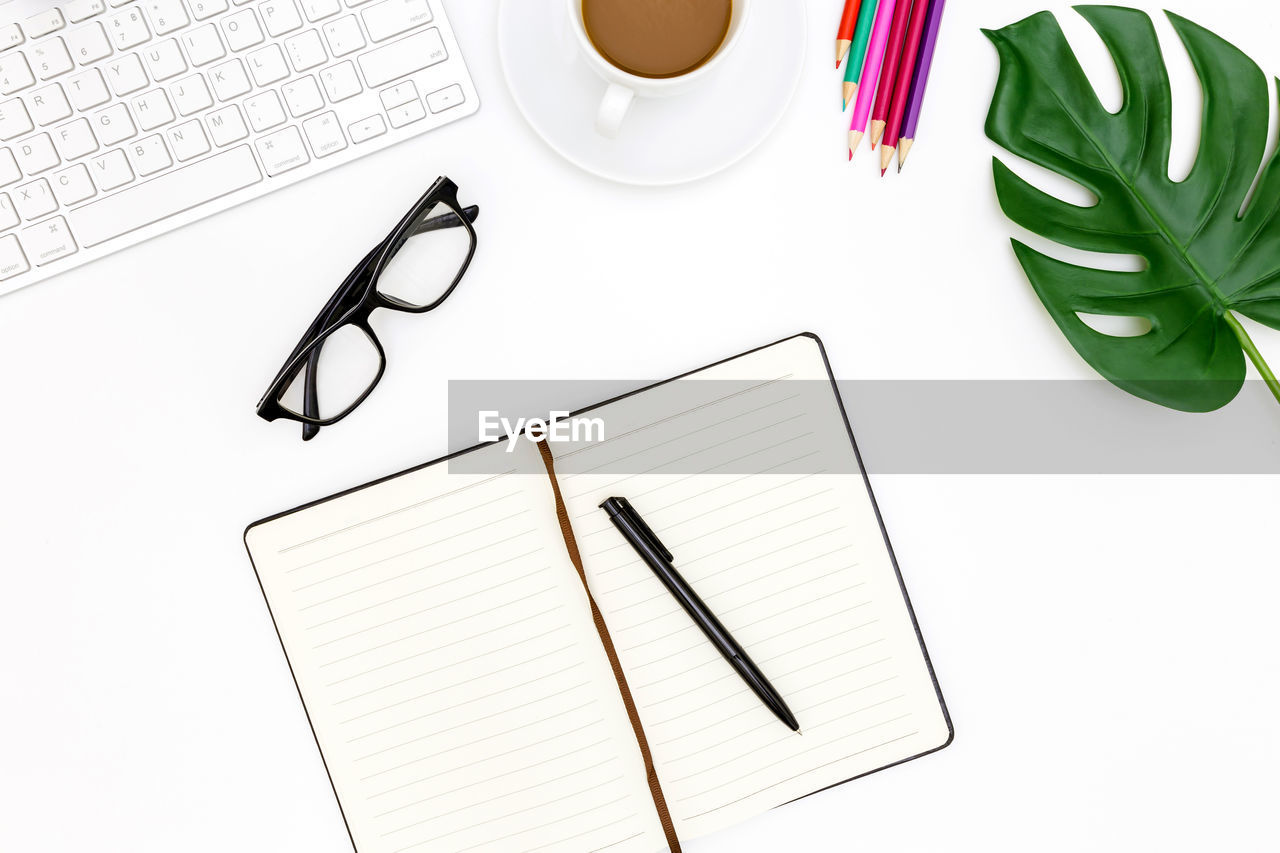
[614,497,674,563]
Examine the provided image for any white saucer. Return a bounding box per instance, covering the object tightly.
[498,0,807,186]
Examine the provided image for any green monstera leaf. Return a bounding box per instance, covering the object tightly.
[985,6,1280,412]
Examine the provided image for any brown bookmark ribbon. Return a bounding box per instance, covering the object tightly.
[536,439,682,853]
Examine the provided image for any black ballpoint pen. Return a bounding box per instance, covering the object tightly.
[600,496,801,733]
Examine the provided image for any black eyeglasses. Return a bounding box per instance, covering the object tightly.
[257,176,478,441]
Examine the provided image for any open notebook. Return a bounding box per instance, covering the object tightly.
[245,334,951,853]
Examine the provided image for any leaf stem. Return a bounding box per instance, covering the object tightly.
[1224,311,1280,406]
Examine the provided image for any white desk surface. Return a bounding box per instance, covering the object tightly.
[2,1,1277,850]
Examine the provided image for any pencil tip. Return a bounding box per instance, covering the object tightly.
[880,168,887,177]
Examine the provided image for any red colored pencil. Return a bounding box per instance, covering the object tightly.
[868,0,914,149]
[836,0,862,68]
[880,0,929,173]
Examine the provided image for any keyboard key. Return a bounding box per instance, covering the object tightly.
[21,215,78,265]
[92,102,136,144]
[0,99,34,140]
[0,233,30,279]
[260,0,303,37]
[52,117,99,158]
[357,27,445,88]
[143,38,186,80]
[0,25,26,52]
[378,80,415,109]
[67,0,109,23]
[206,104,247,145]
[105,8,150,50]
[52,162,97,204]
[386,97,423,128]
[0,193,18,228]
[126,133,170,175]
[222,9,264,51]
[362,0,430,43]
[321,15,363,57]
[348,113,384,143]
[243,90,284,131]
[246,43,288,85]
[0,190,12,230]
[181,24,225,65]
[426,83,463,114]
[16,133,60,173]
[87,147,133,190]
[170,73,212,114]
[190,0,229,21]
[209,58,250,100]
[0,148,21,183]
[32,38,75,79]
[25,10,67,39]
[0,53,36,94]
[105,52,148,95]
[14,178,57,218]
[142,0,189,35]
[284,29,325,72]
[30,83,73,125]
[167,118,209,160]
[132,88,174,130]
[67,68,110,109]
[109,0,140,7]
[67,22,114,65]
[319,60,359,101]
[71,145,261,245]
[302,110,344,157]
[300,0,340,22]
[255,124,308,175]
[282,74,322,116]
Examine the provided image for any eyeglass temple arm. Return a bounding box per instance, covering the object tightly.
[413,204,479,235]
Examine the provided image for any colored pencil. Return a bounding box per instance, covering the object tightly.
[880,0,929,174]
[848,0,897,158]
[842,0,880,109]
[898,0,946,172]
[868,0,915,149]
[836,0,862,68]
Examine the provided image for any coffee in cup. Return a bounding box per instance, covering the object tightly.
[582,0,733,79]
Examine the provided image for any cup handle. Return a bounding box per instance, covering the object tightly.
[596,83,635,138]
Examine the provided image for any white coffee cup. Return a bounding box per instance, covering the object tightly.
[566,0,752,138]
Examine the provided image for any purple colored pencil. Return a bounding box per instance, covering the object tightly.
[897,0,946,171]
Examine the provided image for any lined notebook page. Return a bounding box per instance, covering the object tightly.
[553,336,951,840]
[245,441,664,853]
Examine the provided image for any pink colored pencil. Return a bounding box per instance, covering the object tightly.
[868,0,915,150]
[880,0,929,173]
[848,0,898,160]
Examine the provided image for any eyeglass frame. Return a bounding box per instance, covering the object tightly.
[256,176,478,439]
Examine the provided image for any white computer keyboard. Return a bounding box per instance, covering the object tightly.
[0,0,477,296]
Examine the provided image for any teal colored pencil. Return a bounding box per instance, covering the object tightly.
[843,0,881,109]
